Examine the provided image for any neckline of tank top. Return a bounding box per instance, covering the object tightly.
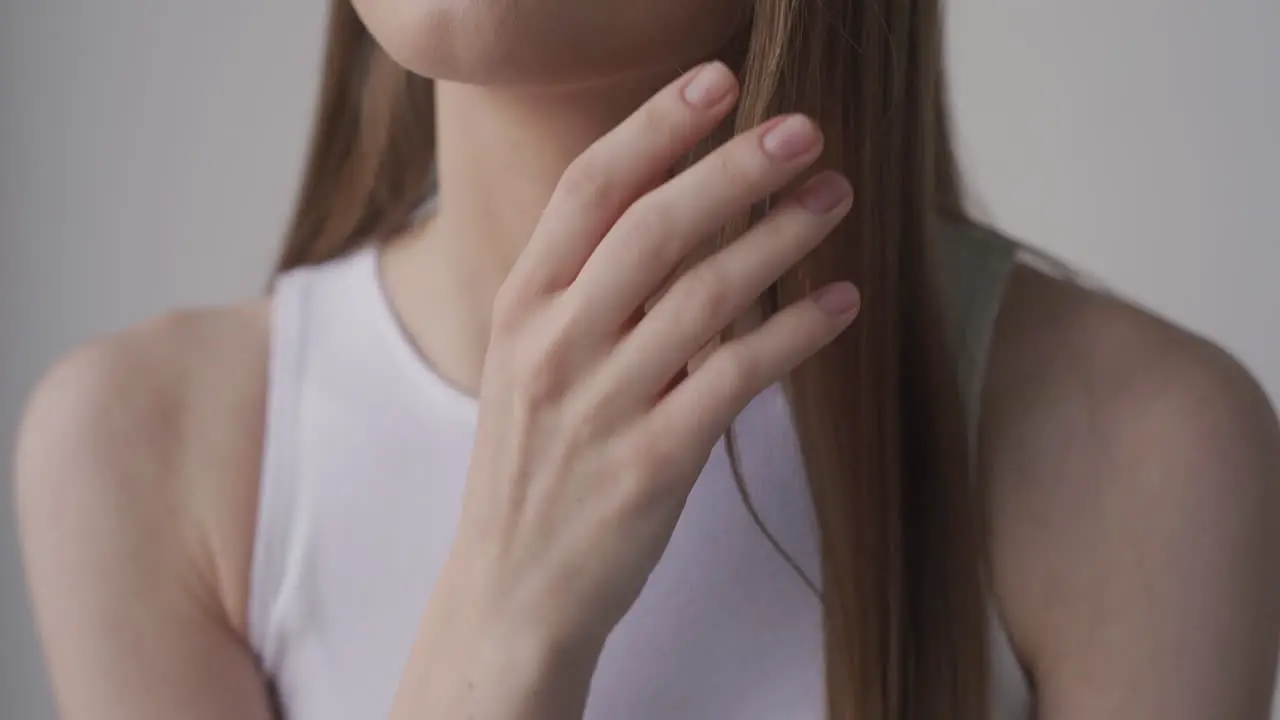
[351,229,1029,427]
[354,243,482,423]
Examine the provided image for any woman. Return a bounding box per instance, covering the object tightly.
[15,0,1280,718]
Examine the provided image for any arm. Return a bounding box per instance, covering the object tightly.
[985,273,1280,719]
[17,60,848,720]
[14,321,275,720]
[387,60,854,718]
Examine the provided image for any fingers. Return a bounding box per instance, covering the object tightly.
[566,112,825,330]
[506,61,740,299]
[643,281,861,456]
[602,171,854,404]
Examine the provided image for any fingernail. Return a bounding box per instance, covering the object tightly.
[682,62,735,109]
[796,172,852,214]
[814,283,861,317]
[762,115,820,162]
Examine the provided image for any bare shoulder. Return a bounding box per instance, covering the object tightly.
[982,265,1279,478]
[982,266,1280,717]
[14,301,271,634]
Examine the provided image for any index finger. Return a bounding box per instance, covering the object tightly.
[508,61,740,296]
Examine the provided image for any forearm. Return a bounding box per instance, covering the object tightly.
[389,579,601,720]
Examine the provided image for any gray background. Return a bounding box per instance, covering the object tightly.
[1,1,1277,717]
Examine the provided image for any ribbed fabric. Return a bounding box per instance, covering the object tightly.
[247,226,1031,719]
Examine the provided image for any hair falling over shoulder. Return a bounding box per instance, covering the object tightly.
[279,2,990,717]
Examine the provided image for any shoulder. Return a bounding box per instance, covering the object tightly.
[982,266,1280,717]
[983,265,1278,471]
[14,301,271,633]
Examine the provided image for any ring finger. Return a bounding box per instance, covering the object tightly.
[598,170,854,406]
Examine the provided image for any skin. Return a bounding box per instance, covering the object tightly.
[14,1,1280,718]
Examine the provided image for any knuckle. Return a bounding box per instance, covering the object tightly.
[491,285,526,332]
[514,334,572,404]
[620,431,674,486]
[563,379,614,437]
[715,143,766,191]
[556,287,596,332]
[684,266,735,322]
[714,347,760,394]
[557,154,612,208]
[560,398,604,453]
[633,100,668,135]
[613,201,671,246]
[635,98,689,148]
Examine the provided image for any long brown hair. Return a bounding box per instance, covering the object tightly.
[277,1,989,717]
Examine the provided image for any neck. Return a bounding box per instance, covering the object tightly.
[433,76,668,282]
[383,73,676,392]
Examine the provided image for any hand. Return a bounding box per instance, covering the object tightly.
[395,61,861,718]
[444,60,859,652]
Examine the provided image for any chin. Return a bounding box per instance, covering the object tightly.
[349,0,745,86]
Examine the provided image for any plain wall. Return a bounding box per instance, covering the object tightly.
[1,1,1276,717]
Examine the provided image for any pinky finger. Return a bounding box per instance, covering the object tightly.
[646,282,861,454]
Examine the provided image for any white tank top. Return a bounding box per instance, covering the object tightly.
[248,227,1033,719]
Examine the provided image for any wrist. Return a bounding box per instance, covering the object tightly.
[431,548,612,658]
[406,564,605,716]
